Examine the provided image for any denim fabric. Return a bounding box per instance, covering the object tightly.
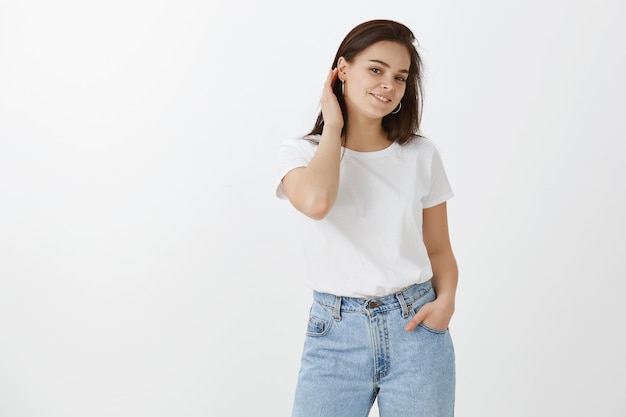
[291,280,455,417]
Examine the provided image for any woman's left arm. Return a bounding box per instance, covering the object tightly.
[404,202,458,332]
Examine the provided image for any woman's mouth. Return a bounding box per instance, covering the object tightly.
[371,93,391,103]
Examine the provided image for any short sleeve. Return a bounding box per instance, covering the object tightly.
[275,137,318,199]
[422,145,454,208]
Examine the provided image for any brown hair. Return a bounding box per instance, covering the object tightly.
[307,19,424,145]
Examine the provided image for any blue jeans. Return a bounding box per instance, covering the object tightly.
[291,280,455,417]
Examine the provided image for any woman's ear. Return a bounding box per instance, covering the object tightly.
[336,57,348,81]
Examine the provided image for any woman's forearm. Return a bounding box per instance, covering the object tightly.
[430,250,458,305]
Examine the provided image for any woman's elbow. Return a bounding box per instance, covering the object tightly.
[296,197,333,220]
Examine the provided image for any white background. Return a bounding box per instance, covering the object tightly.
[1,1,625,416]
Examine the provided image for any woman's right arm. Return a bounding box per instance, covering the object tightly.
[280,69,344,220]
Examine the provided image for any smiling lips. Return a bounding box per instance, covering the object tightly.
[371,93,392,104]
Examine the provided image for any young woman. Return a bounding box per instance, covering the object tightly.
[276,19,457,417]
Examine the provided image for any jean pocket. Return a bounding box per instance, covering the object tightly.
[305,302,333,337]
[407,287,435,317]
[408,289,447,333]
[418,323,448,335]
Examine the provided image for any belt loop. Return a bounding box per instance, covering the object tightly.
[396,291,409,318]
[332,296,342,321]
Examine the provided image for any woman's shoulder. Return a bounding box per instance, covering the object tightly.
[399,135,439,155]
[279,134,321,148]
[277,135,320,160]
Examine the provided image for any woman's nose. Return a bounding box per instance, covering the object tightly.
[380,77,395,90]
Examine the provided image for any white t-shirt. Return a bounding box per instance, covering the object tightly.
[276,135,454,298]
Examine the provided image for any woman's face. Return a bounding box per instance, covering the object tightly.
[339,41,411,120]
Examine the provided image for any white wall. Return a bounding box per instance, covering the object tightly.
[1,1,625,416]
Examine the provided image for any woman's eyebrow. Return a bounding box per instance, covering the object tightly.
[368,59,409,74]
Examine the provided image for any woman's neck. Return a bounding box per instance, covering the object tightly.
[343,117,391,152]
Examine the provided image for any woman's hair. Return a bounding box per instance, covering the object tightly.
[307,19,424,145]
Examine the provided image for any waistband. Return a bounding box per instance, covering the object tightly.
[313,280,433,320]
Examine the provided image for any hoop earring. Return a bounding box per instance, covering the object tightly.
[391,102,402,114]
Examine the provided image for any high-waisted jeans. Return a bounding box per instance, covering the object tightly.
[291,280,455,417]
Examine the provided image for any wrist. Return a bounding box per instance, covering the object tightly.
[321,124,343,136]
[434,292,456,306]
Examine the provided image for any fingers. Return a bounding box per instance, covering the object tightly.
[320,68,344,130]
[329,67,339,82]
[323,68,338,93]
[404,306,427,332]
[405,301,452,332]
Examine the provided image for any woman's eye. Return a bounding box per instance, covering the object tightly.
[370,67,381,74]
[396,76,407,82]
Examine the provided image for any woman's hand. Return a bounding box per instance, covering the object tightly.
[279,68,344,220]
[405,203,458,332]
[320,68,344,131]
[404,296,455,332]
